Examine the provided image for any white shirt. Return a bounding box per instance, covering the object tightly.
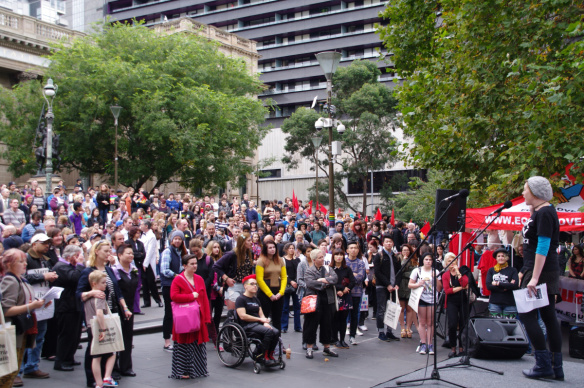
[140,229,158,269]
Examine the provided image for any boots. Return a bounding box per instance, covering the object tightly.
[551,352,564,381]
[264,351,276,366]
[522,350,554,379]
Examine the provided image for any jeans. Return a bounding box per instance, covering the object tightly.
[22,319,48,374]
[99,208,108,227]
[488,303,518,318]
[281,292,301,332]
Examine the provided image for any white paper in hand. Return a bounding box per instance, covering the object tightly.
[513,284,549,313]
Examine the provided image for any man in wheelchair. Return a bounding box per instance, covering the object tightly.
[235,274,280,366]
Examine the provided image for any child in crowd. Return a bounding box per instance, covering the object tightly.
[84,271,118,388]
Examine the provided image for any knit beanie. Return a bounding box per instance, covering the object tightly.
[169,230,185,242]
[527,176,553,201]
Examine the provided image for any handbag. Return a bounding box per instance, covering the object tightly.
[90,301,125,355]
[285,283,296,295]
[10,275,36,336]
[300,295,318,314]
[0,307,18,377]
[383,290,402,330]
[171,276,201,334]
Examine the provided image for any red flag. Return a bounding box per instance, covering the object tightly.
[292,190,299,213]
[420,221,431,236]
[374,208,383,221]
[319,203,327,214]
[390,209,395,227]
[306,200,313,215]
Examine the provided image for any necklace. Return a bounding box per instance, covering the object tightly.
[534,201,549,211]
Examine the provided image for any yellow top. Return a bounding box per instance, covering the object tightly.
[255,256,287,297]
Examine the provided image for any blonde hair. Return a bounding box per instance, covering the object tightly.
[89,270,107,286]
[444,252,457,264]
[87,240,111,267]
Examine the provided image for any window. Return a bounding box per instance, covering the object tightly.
[260,169,282,179]
[347,170,428,194]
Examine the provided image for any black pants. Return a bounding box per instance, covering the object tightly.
[519,297,561,352]
[446,301,468,349]
[162,286,173,340]
[41,316,58,358]
[376,287,397,332]
[141,265,161,306]
[55,311,82,368]
[332,310,349,342]
[302,294,333,346]
[246,323,280,354]
[257,287,284,332]
[349,296,361,336]
[118,314,134,373]
[211,297,224,333]
[85,328,111,386]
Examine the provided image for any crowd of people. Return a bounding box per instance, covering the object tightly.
[0,175,574,387]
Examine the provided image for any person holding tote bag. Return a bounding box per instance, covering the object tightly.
[0,249,47,388]
[169,254,210,380]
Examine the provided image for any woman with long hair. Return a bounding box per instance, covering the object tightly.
[567,244,584,279]
[365,240,379,319]
[32,187,47,216]
[330,248,355,349]
[76,240,131,387]
[280,242,302,334]
[251,232,262,261]
[255,240,287,331]
[212,233,254,310]
[398,244,418,339]
[96,184,110,227]
[435,244,446,271]
[409,253,442,355]
[87,207,103,228]
[346,219,367,255]
[205,241,224,335]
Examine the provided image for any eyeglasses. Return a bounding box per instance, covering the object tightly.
[247,282,258,286]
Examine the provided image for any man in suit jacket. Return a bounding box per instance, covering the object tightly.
[373,234,402,342]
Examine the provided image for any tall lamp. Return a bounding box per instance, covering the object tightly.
[42,78,57,196]
[110,105,122,189]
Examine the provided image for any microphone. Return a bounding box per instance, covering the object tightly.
[441,189,470,202]
[486,200,513,216]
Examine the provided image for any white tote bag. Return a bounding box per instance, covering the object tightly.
[0,307,18,377]
[90,301,125,355]
[408,268,424,313]
[383,290,402,330]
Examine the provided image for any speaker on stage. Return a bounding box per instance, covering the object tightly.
[434,189,467,232]
[466,317,528,359]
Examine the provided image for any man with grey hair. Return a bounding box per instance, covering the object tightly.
[0,187,10,220]
[3,198,26,235]
[52,245,85,371]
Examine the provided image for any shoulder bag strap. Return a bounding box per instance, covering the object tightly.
[179,274,197,293]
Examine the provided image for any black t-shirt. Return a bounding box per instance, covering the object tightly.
[521,205,559,273]
[235,294,261,320]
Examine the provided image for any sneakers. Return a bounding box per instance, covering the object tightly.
[349,337,358,346]
[323,347,338,357]
[428,344,435,355]
[340,340,350,349]
[302,343,307,350]
[416,341,422,352]
[346,327,350,335]
[312,344,319,351]
[378,332,390,342]
[448,348,457,358]
[356,328,364,336]
[386,332,400,341]
[306,348,313,359]
[358,325,368,331]
[163,344,173,352]
[103,377,118,387]
[419,344,427,355]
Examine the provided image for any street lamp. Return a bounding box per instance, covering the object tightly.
[42,78,57,196]
[311,136,323,210]
[315,51,342,218]
[110,105,122,190]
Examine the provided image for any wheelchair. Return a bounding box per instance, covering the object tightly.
[216,310,286,374]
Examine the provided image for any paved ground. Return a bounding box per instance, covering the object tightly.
[29,306,584,388]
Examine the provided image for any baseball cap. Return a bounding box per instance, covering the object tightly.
[31,234,52,244]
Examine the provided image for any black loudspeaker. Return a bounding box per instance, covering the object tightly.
[434,189,467,232]
[466,317,529,359]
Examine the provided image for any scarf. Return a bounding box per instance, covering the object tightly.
[494,262,508,273]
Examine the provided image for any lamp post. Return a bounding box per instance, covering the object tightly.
[315,51,342,218]
[110,105,122,190]
[311,136,323,210]
[42,78,57,196]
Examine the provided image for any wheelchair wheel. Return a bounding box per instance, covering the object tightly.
[253,362,261,374]
[279,360,286,369]
[217,323,247,368]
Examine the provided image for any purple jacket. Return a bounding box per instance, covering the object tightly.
[69,212,83,235]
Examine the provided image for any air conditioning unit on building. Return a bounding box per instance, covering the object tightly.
[56,18,68,27]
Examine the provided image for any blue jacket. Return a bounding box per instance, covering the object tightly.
[166,199,180,211]
[76,266,125,313]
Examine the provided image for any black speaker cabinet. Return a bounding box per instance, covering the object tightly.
[434,189,467,232]
[467,317,528,359]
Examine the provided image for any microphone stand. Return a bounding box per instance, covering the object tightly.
[397,203,506,387]
[396,199,464,388]
[436,209,507,376]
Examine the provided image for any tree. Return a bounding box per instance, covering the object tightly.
[0,21,268,190]
[378,1,584,204]
[281,60,399,215]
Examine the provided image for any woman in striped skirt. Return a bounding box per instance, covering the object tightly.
[169,254,211,379]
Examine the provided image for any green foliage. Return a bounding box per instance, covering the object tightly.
[0,21,267,190]
[281,60,399,214]
[378,0,584,204]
